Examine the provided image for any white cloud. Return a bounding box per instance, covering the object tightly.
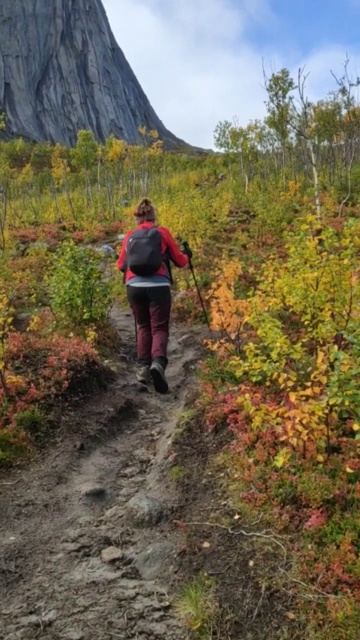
[102,0,360,148]
[102,0,273,147]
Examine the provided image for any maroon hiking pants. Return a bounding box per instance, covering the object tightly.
[127,286,171,368]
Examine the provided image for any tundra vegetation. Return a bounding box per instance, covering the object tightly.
[1,64,360,638]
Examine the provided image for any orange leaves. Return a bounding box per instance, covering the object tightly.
[207,259,249,354]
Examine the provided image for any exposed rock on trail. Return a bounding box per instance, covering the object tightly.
[0,308,204,640]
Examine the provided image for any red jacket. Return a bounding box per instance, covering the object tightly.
[117,222,188,282]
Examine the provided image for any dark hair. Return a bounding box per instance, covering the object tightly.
[134,198,156,222]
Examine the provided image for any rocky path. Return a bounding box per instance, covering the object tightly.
[0,308,204,640]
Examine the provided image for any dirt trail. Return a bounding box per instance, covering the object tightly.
[0,307,204,640]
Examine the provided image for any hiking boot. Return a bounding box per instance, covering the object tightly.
[150,361,169,394]
[136,366,151,385]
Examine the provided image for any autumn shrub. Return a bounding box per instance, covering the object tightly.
[0,287,13,392]
[0,331,103,463]
[198,364,360,634]
[206,258,246,354]
[201,211,360,636]
[5,332,100,400]
[208,214,360,456]
[0,331,102,461]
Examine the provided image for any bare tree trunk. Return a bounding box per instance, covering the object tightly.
[240,154,248,194]
[97,157,102,195]
[293,67,322,220]
[308,140,321,220]
[63,171,76,220]
[339,143,356,217]
[49,180,62,222]
[282,146,286,189]
[104,168,115,219]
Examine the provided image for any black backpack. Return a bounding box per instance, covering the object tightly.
[126,226,164,276]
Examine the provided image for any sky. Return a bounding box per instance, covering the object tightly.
[102,0,360,149]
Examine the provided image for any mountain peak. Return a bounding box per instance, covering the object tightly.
[0,0,184,147]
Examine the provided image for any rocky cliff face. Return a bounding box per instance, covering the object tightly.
[0,0,183,147]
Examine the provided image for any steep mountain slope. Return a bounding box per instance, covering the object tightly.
[0,0,184,147]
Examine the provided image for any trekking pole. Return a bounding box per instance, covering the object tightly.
[182,243,211,332]
[179,239,211,333]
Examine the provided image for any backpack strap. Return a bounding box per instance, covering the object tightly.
[157,225,173,284]
[163,249,173,284]
[122,230,132,283]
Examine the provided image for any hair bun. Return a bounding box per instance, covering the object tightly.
[134,197,156,221]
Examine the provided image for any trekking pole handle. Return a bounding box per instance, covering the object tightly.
[181,240,193,260]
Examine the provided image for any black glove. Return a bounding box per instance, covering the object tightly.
[181,241,193,260]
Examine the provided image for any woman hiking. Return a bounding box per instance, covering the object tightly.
[117,198,192,394]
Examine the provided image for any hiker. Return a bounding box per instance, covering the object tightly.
[116,198,192,394]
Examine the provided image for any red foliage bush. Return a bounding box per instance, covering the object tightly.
[1,332,100,430]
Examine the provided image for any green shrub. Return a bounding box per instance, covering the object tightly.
[15,407,45,437]
[49,240,113,329]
